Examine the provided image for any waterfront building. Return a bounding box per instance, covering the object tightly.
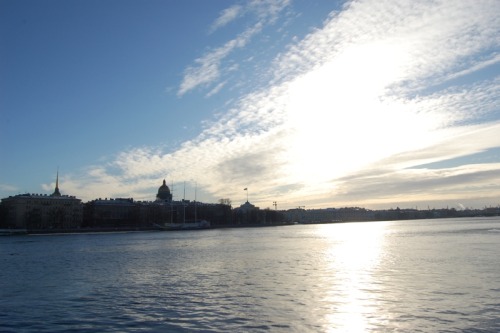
[0,172,82,230]
[284,207,340,223]
[83,198,142,228]
[148,180,231,226]
[238,201,256,212]
[234,200,262,224]
[83,180,175,228]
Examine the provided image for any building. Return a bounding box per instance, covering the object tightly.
[234,200,261,224]
[0,172,82,230]
[156,179,172,202]
[83,179,175,228]
[83,198,141,228]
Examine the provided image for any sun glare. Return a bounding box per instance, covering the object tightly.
[282,40,416,185]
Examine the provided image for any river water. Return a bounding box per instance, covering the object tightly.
[1,217,499,332]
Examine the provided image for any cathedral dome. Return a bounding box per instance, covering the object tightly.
[156,179,172,201]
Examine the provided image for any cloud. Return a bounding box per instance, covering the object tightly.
[209,5,243,33]
[177,0,291,96]
[67,0,499,209]
[271,0,499,89]
[331,162,500,209]
[0,184,18,193]
[322,121,500,209]
[205,80,227,98]
[177,23,263,96]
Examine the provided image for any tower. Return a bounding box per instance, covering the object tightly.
[52,170,61,197]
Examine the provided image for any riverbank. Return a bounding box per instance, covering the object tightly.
[0,222,297,235]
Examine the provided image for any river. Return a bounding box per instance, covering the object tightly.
[1,217,499,332]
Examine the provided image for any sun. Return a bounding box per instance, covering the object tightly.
[278,39,437,188]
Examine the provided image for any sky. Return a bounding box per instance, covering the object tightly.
[1,0,499,210]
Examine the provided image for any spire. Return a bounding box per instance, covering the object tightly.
[52,169,61,196]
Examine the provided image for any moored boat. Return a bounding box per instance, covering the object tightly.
[154,220,210,231]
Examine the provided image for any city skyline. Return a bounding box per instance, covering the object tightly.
[1,0,499,210]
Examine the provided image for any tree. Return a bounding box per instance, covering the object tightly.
[218,198,232,207]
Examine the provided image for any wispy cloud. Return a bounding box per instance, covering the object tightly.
[205,80,227,98]
[331,162,500,209]
[177,0,290,96]
[209,5,243,33]
[178,24,262,96]
[0,184,18,193]
[65,0,500,209]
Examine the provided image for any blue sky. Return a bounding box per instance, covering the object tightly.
[1,0,499,210]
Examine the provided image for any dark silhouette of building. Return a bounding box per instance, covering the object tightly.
[156,179,172,202]
[0,172,82,230]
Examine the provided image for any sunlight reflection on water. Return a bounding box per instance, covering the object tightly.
[317,222,387,332]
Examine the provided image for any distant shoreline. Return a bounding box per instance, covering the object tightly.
[0,222,296,235]
[3,216,499,236]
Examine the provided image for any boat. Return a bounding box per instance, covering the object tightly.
[154,220,210,231]
[0,229,27,236]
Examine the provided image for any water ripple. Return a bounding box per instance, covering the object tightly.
[1,218,500,332]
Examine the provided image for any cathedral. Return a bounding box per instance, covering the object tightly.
[156,179,172,202]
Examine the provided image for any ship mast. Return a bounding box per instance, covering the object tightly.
[183,181,186,223]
